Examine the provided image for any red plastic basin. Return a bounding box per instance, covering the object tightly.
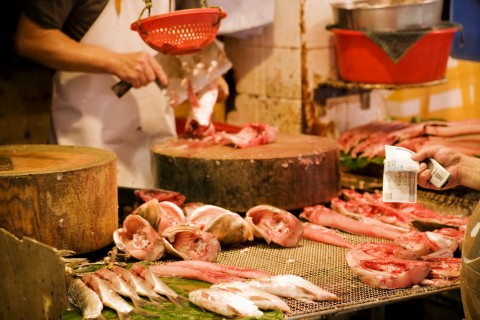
[331,27,459,84]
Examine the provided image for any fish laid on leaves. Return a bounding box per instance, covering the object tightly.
[113,214,165,261]
[211,281,291,313]
[246,275,340,303]
[189,287,264,318]
[187,204,254,246]
[245,204,304,248]
[111,266,167,304]
[129,262,187,306]
[94,267,156,309]
[82,273,158,319]
[67,277,105,320]
[161,224,221,262]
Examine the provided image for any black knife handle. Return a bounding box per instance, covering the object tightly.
[112,80,132,98]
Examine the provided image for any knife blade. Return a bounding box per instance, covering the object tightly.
[111,41,232,106]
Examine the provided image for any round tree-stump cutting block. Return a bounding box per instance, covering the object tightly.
[0,145,118,254]
[151,134,340,212]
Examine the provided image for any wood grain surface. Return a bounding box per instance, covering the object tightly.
[0,145,118,253]
[151,134,341,212]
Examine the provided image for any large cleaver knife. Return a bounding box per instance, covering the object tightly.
[112,41,232,106]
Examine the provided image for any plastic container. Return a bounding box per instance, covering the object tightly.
[331,26,460,84]
[450,0,480,62]
[131,8,227,55]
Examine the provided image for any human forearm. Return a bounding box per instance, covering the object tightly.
[15,14,168,88]
[15,14,118,73]
[458,155,480,190]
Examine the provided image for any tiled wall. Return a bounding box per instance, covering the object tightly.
[223,0,480,137]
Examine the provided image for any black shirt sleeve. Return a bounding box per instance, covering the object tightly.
[20,0,108,41]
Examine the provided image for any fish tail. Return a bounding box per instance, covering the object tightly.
[167,294,189,307]
[116,311,132,320]
[132,306,162,318]
[131,297,158,309]
[148,295,168,304]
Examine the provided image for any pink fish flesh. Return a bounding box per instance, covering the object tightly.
[348,258,431,289]
[345,242,418,268]
[113,214,165,261]
[161,224,221,262]
[134,188,186,206]
[164,260,271,279]
[149,264,244,284]
[302,222,353,248]
[394,231,457,257]
[156,201,187,234]
[300,205,403,240]
[215,123,278,148]
[422,257,461,280]
[184,80,217,138]
[337,190,413,229]
[245,205,304,248]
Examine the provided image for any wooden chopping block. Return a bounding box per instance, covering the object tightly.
[151,134,340,212]
[0,145,118,254]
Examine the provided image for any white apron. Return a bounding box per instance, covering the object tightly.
[52,0,175,189]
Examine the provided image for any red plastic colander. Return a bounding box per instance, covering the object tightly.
[131,1,227,55]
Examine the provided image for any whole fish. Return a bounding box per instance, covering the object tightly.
[212,281,291,313]
[111,266,166,304]
[94,267,155,308]
[130,262,187,306]
[161,224,221,262]
[67,277,105,320]
[246,275,340,302]
[188,205,254,246]
[82,273,158,319]
[113,214,165,261]
[245,205,304,248]
[189,287,264,318]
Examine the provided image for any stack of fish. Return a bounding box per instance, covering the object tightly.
[67,260,340,319]
[67,263,187,319]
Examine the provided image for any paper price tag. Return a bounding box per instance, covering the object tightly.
[382,145,419,203]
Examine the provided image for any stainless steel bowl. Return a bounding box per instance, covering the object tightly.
[331,0,444,32]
